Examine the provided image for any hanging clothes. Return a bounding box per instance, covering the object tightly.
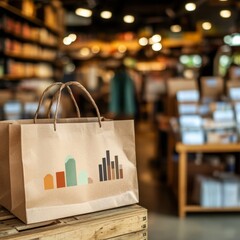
[109,69,136,116]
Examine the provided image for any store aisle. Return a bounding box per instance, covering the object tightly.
[135,120,240,240]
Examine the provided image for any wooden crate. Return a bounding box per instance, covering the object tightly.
[0,204,147,240]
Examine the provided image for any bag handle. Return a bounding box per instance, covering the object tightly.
[34,81,102,131]
[47,85,81,118]
[34,82,63,120]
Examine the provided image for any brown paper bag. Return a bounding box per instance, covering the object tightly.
[0,82,139,224]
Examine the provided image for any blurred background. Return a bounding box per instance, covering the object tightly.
[1,0,240,239]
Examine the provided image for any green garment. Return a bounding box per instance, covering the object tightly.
[109,70,136,116]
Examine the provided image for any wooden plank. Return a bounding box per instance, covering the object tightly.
[176,142,240,153]
[0,208,15,221]
[178,151,187,218]
[0,205,147,240]
[109,230,147,240]
[185,205,240,212]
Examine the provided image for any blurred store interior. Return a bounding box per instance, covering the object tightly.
[2,0,240,239]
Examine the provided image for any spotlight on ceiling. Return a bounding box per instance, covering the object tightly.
[152,43,162,51]
[170,25,182,33]
[69,33,77,42]
[75,8,92,17]
[202,22,212,30]
[151,34,162,43]
[220,10,231,18]
[123,15,135,23]
[118,45,127,53]
[185,3,196,11]
[138,37,148,46]
[100,11,112,19]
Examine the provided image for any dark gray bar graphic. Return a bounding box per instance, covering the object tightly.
[102,157,107,181]
[106,150,111,180]
[98,164,103,181]
[115,156,119,179]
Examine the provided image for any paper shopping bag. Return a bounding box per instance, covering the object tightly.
[0,82,139,224]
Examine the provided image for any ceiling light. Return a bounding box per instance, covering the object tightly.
[202,22,212,30]
[63,37,72,45]
[152,43,162,51]
[91,45,100,53]
[118,45,127,53]
[75,8,92,17]
[151,34,161,43]
[100,11,112,19]
[123,15,135,23]
[185,3,196,11]
[170,25,182,33]
[220,10,231,18]
[138,37,148,46]
[69,33,77,42]
[80,47,90,56]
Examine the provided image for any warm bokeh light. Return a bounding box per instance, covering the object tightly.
[138,37,148,46]
[69,33,77,42]
[80,47,91,56]
[118,45,127,53]
[185,3,196,11]
[202,22,212,30]
[220,10,231,18]
[63,37,72,45]
[100,11,112,19]
[151,34,162,43]
[91,45,100,54]
[123,15,135,23]
[170,24,182,32]
[75,8,92,17]
[152,43,162,51]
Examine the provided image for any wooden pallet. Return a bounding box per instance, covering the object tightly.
[0,204,147,240]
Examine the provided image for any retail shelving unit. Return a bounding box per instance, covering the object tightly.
[176,142,240,218]
[0,1,63,82]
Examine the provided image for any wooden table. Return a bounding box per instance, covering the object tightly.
[176,142,240,218]
[0,204,147,239]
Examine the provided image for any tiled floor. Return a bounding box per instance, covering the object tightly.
[135,120,240,240]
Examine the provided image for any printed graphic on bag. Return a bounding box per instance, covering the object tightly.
[98,150,123,181]
[43,150,123,190]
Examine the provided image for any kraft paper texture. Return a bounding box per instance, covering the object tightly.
[0,118,139,224]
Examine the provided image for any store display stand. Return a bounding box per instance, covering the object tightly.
[0,204,147,239]
[176,142,240,218]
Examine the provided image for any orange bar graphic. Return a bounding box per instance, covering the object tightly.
[44,174,54,190]
[56,171,65,188]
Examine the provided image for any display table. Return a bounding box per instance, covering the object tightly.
[176,142,240,218]
[0,204,147,239]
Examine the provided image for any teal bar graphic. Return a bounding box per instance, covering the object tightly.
[65,157,77,186]
[78,171,88,185]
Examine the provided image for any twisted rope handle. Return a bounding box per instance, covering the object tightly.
[47,85,81,118]
[34,81,102,131]
[34,82,63,121]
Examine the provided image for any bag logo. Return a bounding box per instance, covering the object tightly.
[43,150,123,190]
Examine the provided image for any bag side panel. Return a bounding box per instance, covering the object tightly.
[9,124,27,223]
[0,123,11,209]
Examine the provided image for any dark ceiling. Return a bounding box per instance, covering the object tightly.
[60,0,240,35]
